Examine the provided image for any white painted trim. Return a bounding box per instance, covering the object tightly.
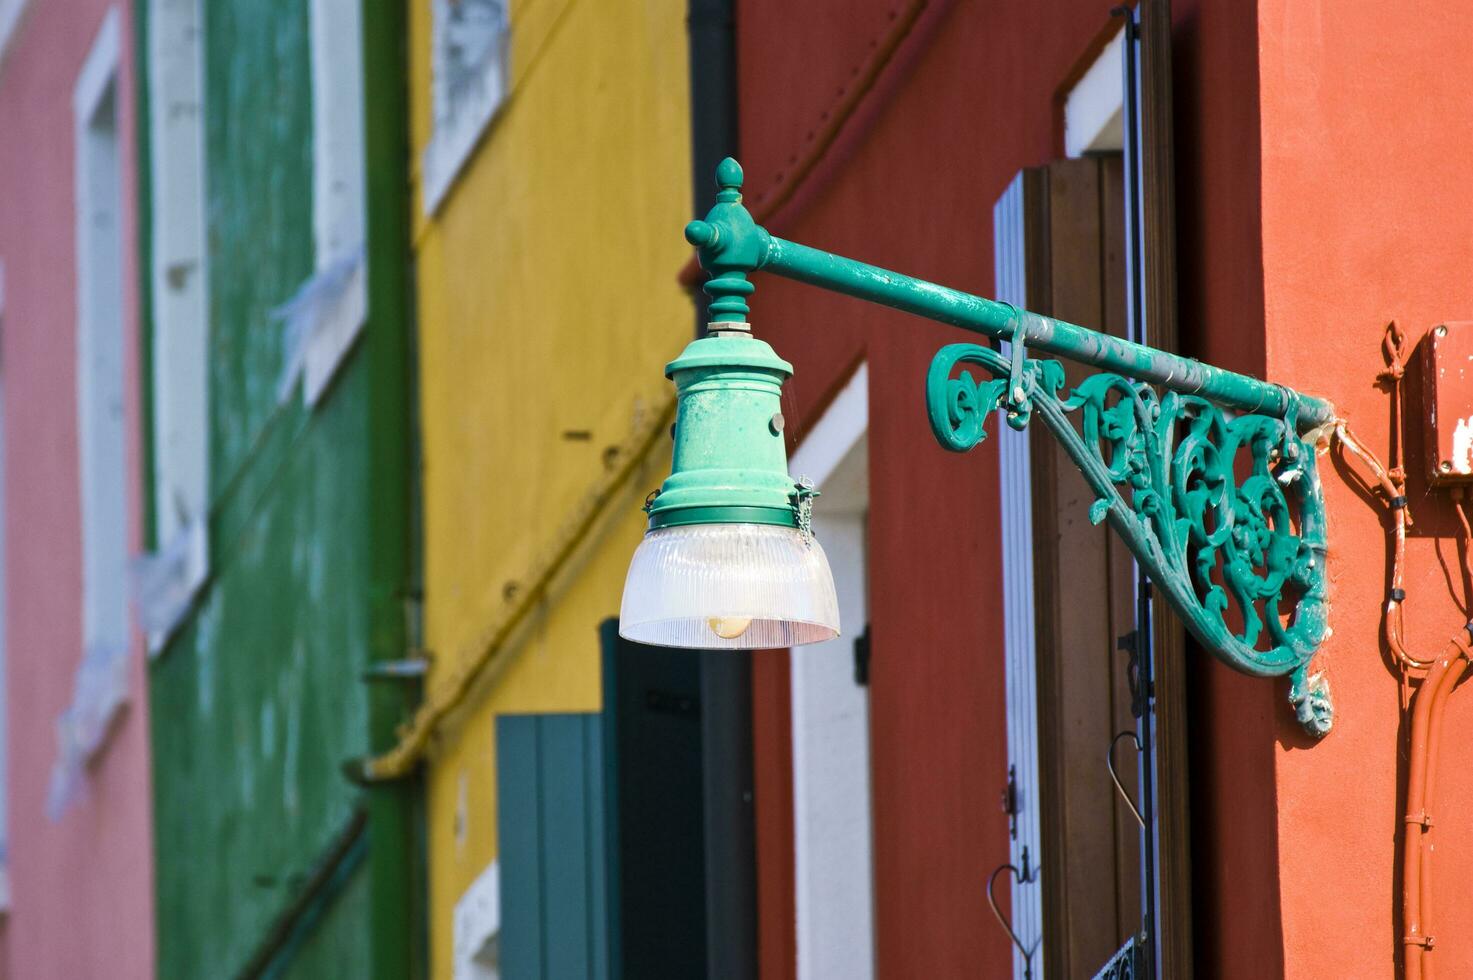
[139,0,210,652]
[787,362,874,980]
[788,363,868,487]
[54,5,130,819]
[73,8,119,123]
[301,252,366,404]
[453,858,501,980]
[73,4,126,660]
[310,0,366,264]
[0,0,31,77]
[270,0,369,408]
[421,0,510,215]
[994,172,1044,980]
[1064,28,1125,158]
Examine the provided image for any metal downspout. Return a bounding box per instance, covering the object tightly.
[687,2,759,976]
[360,1,425,976]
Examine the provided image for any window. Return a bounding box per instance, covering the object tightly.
[453,859,501,980]
[1062,27,1126,158]
[785,363,875,980]
[274,0,368,407]
[50,7,129,818]
[135,0,209,650]
[421,0,509,214]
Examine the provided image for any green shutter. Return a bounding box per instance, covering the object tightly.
[496,622,710,979]
[496,713,610,980]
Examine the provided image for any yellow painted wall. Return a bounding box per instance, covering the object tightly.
[408,0,692,973]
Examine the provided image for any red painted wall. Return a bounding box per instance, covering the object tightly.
[0,4,155,978]
[738,1,1132,974]
[741,1,1473,976]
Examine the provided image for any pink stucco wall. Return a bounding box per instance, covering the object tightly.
[0,3,155,978]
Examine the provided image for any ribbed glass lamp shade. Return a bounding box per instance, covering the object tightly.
[619,523,841,649]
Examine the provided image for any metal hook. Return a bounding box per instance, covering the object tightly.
[986,862,1040,980]
[1107,730,1146,830]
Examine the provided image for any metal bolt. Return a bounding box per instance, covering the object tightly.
[1440,460,1454,473]
[1435,324,1449,338]
[770,412,785,435]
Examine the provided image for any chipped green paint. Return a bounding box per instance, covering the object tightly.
[680,159,1335,735]
[147,1,419,976]
[203,0,316,488]
[645,332,802,530]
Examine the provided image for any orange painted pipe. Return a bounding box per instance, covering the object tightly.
[1403,634,1473,980]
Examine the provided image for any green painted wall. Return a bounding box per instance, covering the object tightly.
[146,1,414,976]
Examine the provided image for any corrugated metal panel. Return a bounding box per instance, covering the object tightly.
[993,170,1044,980]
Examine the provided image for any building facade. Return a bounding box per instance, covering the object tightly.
[0,1,1468,978]
[736,0,1473,977]
[0,2,155,976]
[139,0,419,975]
[401,0,725,975]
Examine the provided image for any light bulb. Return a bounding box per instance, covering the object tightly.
[707,616,753,640]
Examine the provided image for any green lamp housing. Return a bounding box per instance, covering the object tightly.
[619,328,841,649]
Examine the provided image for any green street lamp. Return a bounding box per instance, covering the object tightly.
[618,327,840,648]
[621,158,1337,737]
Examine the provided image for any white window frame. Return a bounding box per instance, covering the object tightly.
[51,6,130,819]
[1063,27,1126,158]
[421,0,510,215]
[993,172,1045,980]
[453,858,501,980]
[786,363,875,980]
[136,0,210,651]
[275,0,369,407]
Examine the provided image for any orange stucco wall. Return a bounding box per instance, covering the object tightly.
[1180,2,1473,977]
[1261,2,1473,976]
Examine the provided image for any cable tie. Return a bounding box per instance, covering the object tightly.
[1390,588,1406,602]
[1389,495,1407,509]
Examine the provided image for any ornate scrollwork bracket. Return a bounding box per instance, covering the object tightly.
[927,343,1334,737]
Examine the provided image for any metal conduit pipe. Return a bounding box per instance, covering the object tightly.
[1338,325,1473,980]
[1403,631,1473,980]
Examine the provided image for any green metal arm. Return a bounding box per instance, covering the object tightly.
[687,158,1335,736]
[687,159,1334,429]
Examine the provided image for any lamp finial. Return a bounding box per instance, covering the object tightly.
[715,157,744,202]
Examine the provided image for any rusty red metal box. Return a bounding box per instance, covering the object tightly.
[1423,321,1473,485]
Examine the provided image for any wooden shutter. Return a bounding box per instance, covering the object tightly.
[496,712,612,979]
[495,623,710,979]
[1123,2,1193,974]
[599,620,708,978]
[1022,154,1145,979]
[996,156,1144,979]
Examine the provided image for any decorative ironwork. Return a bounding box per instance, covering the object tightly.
[987,860,1041,980]
[1091,934,1148,980]
[926,342,1333,737]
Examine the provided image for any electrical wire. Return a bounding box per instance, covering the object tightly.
[1334,322,1473,980]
